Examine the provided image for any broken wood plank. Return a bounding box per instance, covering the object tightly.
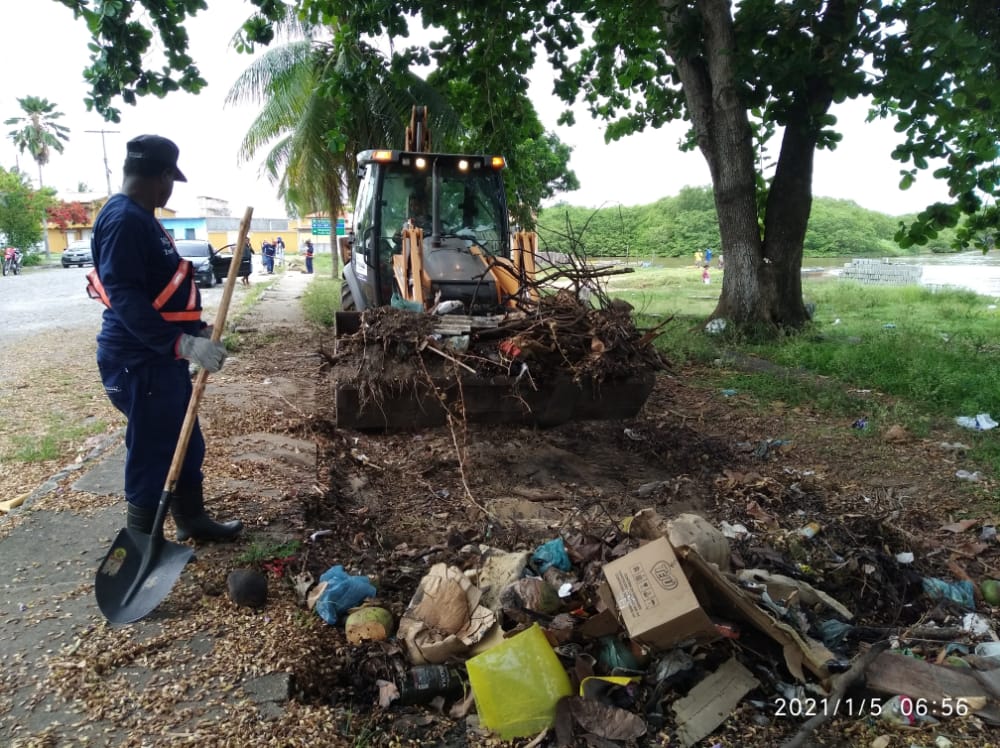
[865,650,997,719]
[0,492,29,513]
[782,642,889,748]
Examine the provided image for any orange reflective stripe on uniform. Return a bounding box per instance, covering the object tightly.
[160,310,202,321]
[151,260,192,309]
[86,260,201,323]
[86,269,112,308]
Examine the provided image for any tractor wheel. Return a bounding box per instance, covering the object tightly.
[340,280,357,311]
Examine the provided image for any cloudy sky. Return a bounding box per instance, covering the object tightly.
[3,1,950,219]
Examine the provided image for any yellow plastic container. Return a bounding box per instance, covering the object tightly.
[466,623,573,739]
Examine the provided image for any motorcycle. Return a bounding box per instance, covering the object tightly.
[2,247,22,276]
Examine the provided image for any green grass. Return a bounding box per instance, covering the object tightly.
[234,537,303,566]
[302,276,340,328]
[302,254,340,328]
[7,415,109,463]
[609,266,1000,475]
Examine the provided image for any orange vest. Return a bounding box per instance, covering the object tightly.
[86,260,201,322]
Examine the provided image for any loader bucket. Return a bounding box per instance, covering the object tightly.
[333,312,654,430]
[334,371,655,430]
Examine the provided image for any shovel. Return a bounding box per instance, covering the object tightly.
[95,207,255,624]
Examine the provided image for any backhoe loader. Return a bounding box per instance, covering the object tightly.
[339,106,536,314]
[334,107,656,430]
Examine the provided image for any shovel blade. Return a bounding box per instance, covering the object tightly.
[95,527,194,624]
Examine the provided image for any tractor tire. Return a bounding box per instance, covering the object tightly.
[340,279,357,311]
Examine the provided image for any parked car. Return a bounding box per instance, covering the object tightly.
[174,239,228,288]
[62,239,93,268]
[209,244,237,284]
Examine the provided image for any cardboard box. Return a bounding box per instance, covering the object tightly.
[601,537,716,650]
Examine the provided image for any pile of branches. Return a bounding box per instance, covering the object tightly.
[472,289,670,382]
[334,282,669,386]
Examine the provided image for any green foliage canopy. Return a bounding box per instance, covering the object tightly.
[0,168,52,250]
[538,187,929,260]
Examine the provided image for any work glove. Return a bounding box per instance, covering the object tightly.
[178,334,227,373]
[198,324,214,339]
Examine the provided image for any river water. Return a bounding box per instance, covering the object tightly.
[804,252,1000,298]
[607,251,1000,298]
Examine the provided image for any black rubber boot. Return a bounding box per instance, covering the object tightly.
[126,503,157,534]
[171,485,243,542]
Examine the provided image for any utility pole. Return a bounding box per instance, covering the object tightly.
[85,129,119,196]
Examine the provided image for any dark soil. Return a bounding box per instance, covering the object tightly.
[4,297,998,747]
[207,320,999,747]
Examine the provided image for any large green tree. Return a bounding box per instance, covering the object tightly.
[58,0,1000,332]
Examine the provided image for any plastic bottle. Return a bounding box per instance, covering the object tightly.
[797,521,822,539]
[397,665,465,705]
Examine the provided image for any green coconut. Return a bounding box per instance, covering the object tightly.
[345,606,395,644]
[981,579,1000,606]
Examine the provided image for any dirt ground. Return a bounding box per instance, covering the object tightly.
[2,287,999,747]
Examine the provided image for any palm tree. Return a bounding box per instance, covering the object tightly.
[5,96,70,190]
[5,96,70,257]
[226,18,458,219]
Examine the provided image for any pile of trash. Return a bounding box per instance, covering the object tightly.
[235,506,1000,746]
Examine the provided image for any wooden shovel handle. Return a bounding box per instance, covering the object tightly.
[164,206,254,494]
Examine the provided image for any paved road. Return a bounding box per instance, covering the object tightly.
[0,263,233,352]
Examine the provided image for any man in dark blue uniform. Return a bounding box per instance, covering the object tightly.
[88,135,243,542]
[261,239,276,273]
[304,239,314,274]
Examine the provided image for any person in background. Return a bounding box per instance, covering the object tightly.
[240,238,254,286]
[87,134,242,542]
[694,248,704,267]
[702,262,711,284]
[304,239,314,274]
[274,236,286,267]
[705,246,713,265]
[261,239,276,274]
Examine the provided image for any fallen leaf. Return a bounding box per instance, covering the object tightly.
[884,424,908,443]
[941,519,979,534]
[567,696,646,741]
[746,500,780,529]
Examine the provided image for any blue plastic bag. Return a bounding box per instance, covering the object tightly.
[922,577,975,609]
[532,538,571,574]
[314,565,376,625]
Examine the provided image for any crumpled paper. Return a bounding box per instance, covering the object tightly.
[397,562,496,664]
[630,508,731,571]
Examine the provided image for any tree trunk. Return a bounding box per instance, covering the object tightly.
[37,162,50,259]
[759,119,817,327]
[659,0,854,333]
[661,0,769,326]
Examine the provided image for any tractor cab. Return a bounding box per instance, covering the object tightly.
[342,148,514,312]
